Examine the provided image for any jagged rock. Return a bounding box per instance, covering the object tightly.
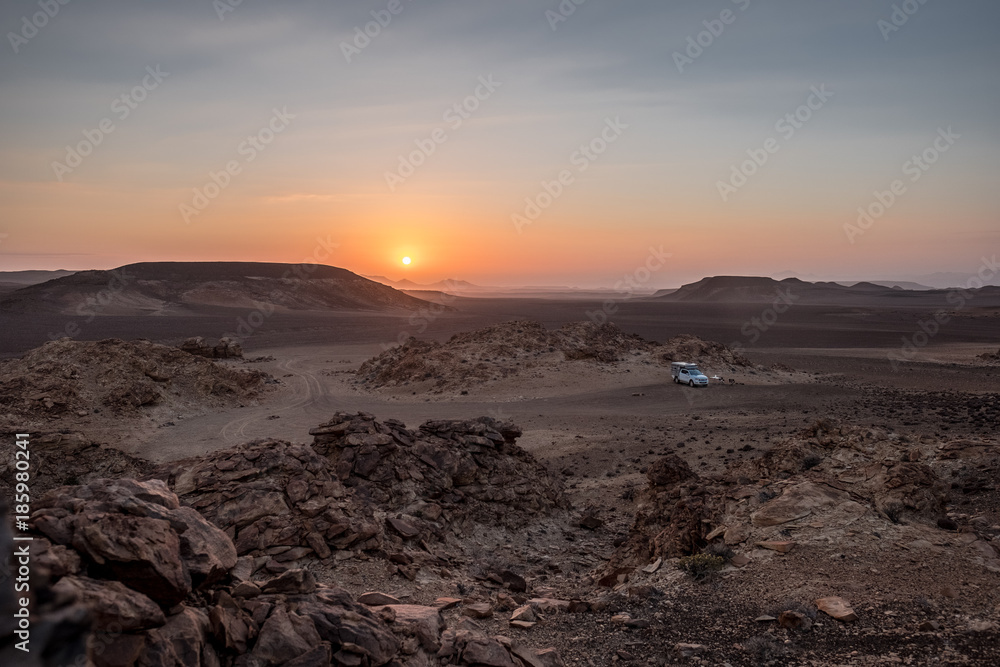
[646,455,696,487]
[674,643,708,658]
[384,605,443,654]
[462,602,493,619]
[535,648,567,667]
[296,589,400,664]
[287,645,333,667]
[180,336,243,359]
[527,599,570,614]
[387,517,420,539]
[52,576,165,632]
[232,582,261,598]
[510,643,546,667]
[815,597,858,622]
[152,440,380,561]
[253,607,322,665]
[31,479,237,606]
[261,569,316,595]
[209,601,255,654]
[95,634,147,667]
[752,481,849,527]
[309,412,568,538]
[358,592,401,606]
[0,504,91,667]
[510,605,537,623]
[462,637,518,666]
[138,607,210,667]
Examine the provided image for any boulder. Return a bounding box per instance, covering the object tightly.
[815,596,858,622]
[752,481,849,527]
[462,637,518,667]
[138,607,210,667]
[253,607,322,665]
[296,590,400,664]
[52,576,165,632]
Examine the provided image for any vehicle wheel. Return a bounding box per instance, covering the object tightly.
[688,380,694,387]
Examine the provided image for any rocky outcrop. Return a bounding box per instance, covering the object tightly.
[353,320,755,393]
[149,414,567,579]
[180,336,244,359]
[31,478,236,604]
[151,439,382,564]
[14,478,565,666]
[309,412,569,535]
[608,420,981,577]
[611,455,725,567]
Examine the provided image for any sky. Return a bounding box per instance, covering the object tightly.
[1,0,998,288]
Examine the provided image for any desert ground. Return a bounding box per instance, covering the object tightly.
[2,294,999,666]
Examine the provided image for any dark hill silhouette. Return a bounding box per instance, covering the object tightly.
[0,262,433,315]
[650,276,1000,306]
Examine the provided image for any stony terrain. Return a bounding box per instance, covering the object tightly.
[353,321,766,397]
[1,311,998,665]
[0,338,273,451]
[3,415,575,667]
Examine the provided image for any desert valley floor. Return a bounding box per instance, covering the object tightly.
[2,295,999,666]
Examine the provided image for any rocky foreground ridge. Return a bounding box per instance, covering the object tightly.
[1,414,571,667]
[2,414,999,665]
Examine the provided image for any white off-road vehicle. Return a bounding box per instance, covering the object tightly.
[671,361,709,387]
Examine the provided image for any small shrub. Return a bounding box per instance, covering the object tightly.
[677,554,724,580]
[704,542,735,562]
[883,501,905,524]
[758,489,778,503]
[744,635,784,666]
[801,453,822,470]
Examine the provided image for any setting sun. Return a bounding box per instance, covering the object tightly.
[401,257,412,266]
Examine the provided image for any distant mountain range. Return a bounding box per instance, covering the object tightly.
[4,268,998,313]
[0,270,78,296]
[0,262,432,316]
[650,276,1000,306]
[773,270,999,290]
